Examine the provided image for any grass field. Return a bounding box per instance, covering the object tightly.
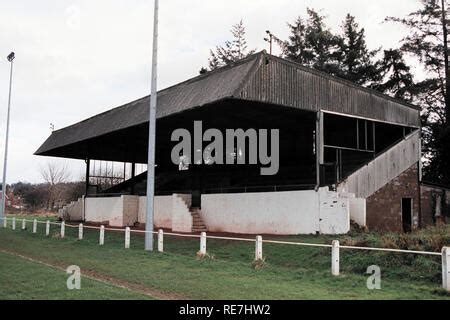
[0,251,152,300]
[0,215,449,300]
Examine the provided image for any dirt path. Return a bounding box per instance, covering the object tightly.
[0,249,187,300]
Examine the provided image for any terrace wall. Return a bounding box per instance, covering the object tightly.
[201,189,350,235]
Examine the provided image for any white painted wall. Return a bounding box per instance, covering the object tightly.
[138,195,172,229]
[171,194,193,233]
[318,189,350,234]
[338,193,366,227]
[122,196,139,227]
[59,198,83,221]
[79,190,350,235]
[201,189,350,235]
[348,198,366,227]
[85,197,123,227]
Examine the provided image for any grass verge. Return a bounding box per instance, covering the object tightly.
[0,215,449,300]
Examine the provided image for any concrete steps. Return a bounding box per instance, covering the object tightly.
[190,208,207,233]
[172,194,207,233]
[58,197,83,221]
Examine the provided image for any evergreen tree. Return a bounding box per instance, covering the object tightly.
[373,49,415,102]
[279,9,338,74]
[205,20,256,71]
[334,14,381,86]
[282,16,308,64]
[387,0,450,184]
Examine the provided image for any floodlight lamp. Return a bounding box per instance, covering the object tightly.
[7,52,15,62]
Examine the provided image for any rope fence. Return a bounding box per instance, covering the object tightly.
[0,216,448,291]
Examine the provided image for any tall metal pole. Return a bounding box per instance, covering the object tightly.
[441,0,450,121]
[145,0,159,251]
[1,52,15,226]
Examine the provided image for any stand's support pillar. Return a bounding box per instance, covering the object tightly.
[131,163,136,195]
[85,159,90,196]
[315,111,324,188]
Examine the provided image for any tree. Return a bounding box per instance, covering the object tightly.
[278,9,339,74]
[386,0,450,184]
[205,20,256,71]
[334,14,381,86]
[373,49,415,102]
[62,182,85,203]
[22,185,47,211]
[279,10,383,85]
[40,162,70,210]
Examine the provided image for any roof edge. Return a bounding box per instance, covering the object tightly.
[266,54,421,111]
[49,51,264,136]
[232,50,266,98]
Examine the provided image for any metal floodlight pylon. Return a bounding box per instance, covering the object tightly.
[145,0,159,251]
[1,52,15,225]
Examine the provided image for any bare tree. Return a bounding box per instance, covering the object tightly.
[40,162,70,210]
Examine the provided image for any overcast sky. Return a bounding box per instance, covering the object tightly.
[0,0,423,184]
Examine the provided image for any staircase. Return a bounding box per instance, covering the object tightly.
[337,131,420,199]
[172,194,207,233]
[190,207,207,233]
[58,197,83,221]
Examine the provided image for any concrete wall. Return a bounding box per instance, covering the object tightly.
[83,195,178,229]
[318,189,350,234]
[339,193,366,227]
[59,198,83,221]
[138,196,172,229]
[85,197,123,227]
[171,194,193,233]
[79,190,350,235]
[122,196,139,227]
[349,198,366,227]
[201,189,349,235]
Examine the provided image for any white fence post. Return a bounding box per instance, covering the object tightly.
[158,229,164,253]
[255,236,263,261]
[199,232,207,256]
[443,247,450,291]
[99,225,105,246]
[21,219,26,230]
[60,222,65,238]
[3,217,7,228]
[45,220,50,236]
[332,240,340,276]
[125,227,130,249]
[78,223,83,240]
[12,217,15,230]
[32,219,37,234]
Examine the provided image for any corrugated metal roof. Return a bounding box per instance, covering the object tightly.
[239,55,420,126]
[35,51,420,157]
